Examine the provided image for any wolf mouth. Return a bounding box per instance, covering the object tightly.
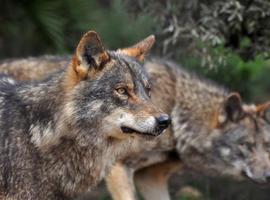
[241,172,269,185]
[121,126,162,136]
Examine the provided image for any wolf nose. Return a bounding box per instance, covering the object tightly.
[156,114,171,129]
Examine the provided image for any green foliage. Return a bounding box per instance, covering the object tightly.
[124,0,270,63]
[180,40,270,101]
[2,0,269,101]
[123,0,270,101]
[87,0,154,50]
[98,194,111,200]
[178,197,198,200]
[0,0,154,58]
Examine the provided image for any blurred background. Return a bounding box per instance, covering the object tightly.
[1,0,270,199]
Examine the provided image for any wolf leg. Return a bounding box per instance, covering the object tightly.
[106,162,137,200]
[134,159,181,200]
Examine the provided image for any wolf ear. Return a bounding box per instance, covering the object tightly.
[222,93,244,122]
[71,31,110,80]
[256,102,270,123]
[119,35,155,61]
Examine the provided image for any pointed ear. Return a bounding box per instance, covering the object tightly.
[72,31,110,80]
[222,93,244,122]
[256,102,270,123]
[119,35,155,61]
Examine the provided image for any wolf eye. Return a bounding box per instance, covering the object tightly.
[116,87,128,96]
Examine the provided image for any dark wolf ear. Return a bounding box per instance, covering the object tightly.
[74,31,110,78]
[119,35,155,61]
[65,31,110,89]
[223,93,244,122]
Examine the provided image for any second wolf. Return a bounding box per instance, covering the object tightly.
[1,56,270,200]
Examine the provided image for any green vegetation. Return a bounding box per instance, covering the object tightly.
[0,0,154,57]
[124,0,270,101]
[180,41,270,102]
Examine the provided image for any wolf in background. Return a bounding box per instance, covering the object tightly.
[1,57,270,200]
[0,31,171,200]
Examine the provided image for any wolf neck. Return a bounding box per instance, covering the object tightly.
[18,70,66,149]
[176,71,227,125]
[44,137,117,197]
[18,69,123,197]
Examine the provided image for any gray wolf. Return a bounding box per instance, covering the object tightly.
[1,57,270,200]
[0,31,170,200]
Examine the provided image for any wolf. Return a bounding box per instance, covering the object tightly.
[0,31,171,200]
[1,57,270,200]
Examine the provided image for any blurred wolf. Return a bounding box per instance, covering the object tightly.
[1,57,270,200]
[0,31,171,200]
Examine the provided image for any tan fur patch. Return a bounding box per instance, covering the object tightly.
[134,159,181,200]
[63,55,111,92]
[119,35,155,61]
[106,162,136,200]
[62,57,81,92]
[210,110,221,129]
[256,102,270,114]
[121,48,145,61]
[128,92,141,105]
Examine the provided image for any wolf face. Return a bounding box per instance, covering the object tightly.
[61,32,170,146]
[181,93,270,183]
[237,102,270,183]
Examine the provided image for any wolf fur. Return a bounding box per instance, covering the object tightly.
[1,56,270,200]
[0,31,172,200]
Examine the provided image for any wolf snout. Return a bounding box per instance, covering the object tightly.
[155,114,171,130]
[242,169,270,184]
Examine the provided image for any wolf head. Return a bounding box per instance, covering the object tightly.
[60,31,170,145]
[182,93,270,183]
